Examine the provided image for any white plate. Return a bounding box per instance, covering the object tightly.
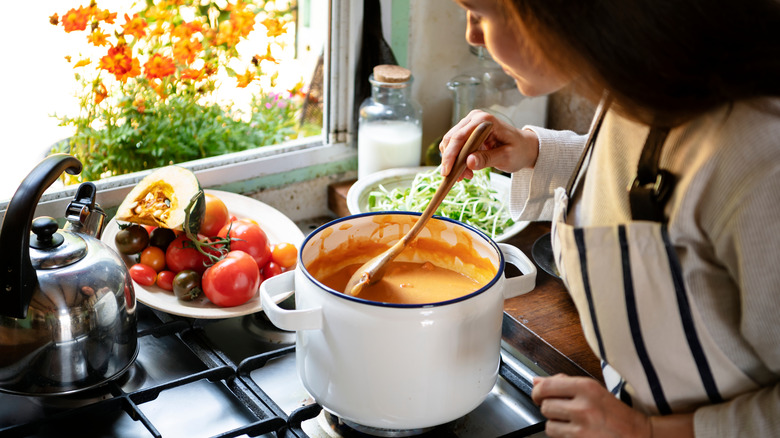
[346,166,528,242]
[102,189,305,319]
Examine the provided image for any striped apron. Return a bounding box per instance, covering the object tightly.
[549,99,758,415]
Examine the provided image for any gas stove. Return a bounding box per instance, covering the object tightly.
[0,301,547,438]
[0,217,549,438]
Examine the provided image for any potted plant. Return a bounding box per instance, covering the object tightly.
[49,0,316,184]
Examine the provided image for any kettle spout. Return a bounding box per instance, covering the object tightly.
[64,182,106,239]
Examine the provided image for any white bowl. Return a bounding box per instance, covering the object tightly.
[346,166,528,242]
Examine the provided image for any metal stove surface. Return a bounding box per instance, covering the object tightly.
[0,302,548,438]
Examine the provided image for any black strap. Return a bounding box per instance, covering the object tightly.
[628,126,675,222]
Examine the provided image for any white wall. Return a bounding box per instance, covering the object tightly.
[407,0,474,150]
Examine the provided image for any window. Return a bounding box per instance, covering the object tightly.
[0,0,361,223]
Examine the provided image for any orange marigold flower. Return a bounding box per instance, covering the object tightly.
[121,13,148,39]
[236,69,255,88]
[261,17,286,38]
[99,45,141,83]
[150,80,169,100]
[216,21,240,48]
[94,81,108,105]
[49,13,59,26]
[144,53,176,80]
[95,8,117,24]
[172,21,203,39]
[62,6,90,32]
[150,23,166,38]
[181,68,204,81]
[87,29,109,46]
[203,63,218,77]
[173,38,202,65]
[230,9,256,38]
[73,58,91,68]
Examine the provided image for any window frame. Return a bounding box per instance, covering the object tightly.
[0,0,362,224]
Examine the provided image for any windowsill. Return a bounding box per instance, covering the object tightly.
[0,138,357,225]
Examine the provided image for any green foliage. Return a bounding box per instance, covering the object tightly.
[54,89,304,182]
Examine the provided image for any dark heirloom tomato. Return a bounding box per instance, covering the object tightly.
[202,250,261,307]
[115,224,150,255]
[218,219,271,271]
[149,227,177,251]
[165,235,209,273]
[173,270,202,301]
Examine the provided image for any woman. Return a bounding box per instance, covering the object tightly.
[441,0,780,436]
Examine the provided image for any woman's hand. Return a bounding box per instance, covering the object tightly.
[532,374,653,438]
[439,109,539,180]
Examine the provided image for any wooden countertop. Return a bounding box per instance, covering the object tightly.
[328,180,603,381]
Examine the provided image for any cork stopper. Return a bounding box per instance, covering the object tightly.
[373,64,411,83]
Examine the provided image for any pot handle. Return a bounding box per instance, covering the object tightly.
[259,271,322,331]
[498,243,537,299]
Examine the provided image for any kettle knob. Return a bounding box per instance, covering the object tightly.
[30,217,64,249]
[0,154,82,319]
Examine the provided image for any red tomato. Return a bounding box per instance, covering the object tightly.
[156,270,176,291]
[271,242,297,269]
[218,219,271,271]
[129,263,157,286]
[200,193,230,237]
[166,235,209,274]
[140,246,166,272]
[261,261,283,279]
[202,251,261,307]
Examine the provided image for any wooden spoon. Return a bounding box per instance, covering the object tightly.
[344,121,494,297]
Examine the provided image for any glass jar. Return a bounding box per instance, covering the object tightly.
[357,64,423,179]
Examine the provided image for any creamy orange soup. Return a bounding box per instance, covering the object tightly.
[318,261,481,304]
[305,216,498,305]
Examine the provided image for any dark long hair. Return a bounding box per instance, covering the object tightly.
[507,0,780,125]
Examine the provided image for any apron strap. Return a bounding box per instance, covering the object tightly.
[628,127,675,222]
[565,93,612,195]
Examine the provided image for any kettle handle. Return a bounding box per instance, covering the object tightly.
[0,153,82,319]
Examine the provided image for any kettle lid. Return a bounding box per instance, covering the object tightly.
[28,216,88,269]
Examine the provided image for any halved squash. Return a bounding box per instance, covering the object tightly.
[115,166,205,233]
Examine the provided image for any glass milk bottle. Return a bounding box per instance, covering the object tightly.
[357,64,423,179]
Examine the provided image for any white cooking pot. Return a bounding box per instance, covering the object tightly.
[259,212,536,430]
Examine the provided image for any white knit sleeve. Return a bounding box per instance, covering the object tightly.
[508,126,587,221]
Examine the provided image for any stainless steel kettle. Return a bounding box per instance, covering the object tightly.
[0,154,138,396]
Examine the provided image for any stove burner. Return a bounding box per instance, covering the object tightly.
[242,295,296,345]
[320,411,441,438]
[28,362,147,411]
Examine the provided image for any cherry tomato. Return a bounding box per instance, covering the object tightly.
[129,263,157,286]
[166,235,209,274]
[156,270,176,291]
[218,219,271,271]
[271,242,297,269]
[140,246,166,272]
[200,193,230,237]
[261,261,283,279]
[202,251,260,307]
